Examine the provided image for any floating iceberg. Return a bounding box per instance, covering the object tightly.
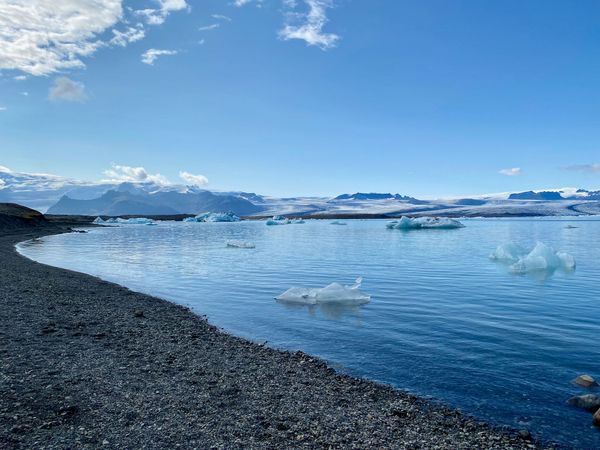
[490,242,575,274]
[386,216,465,230]
[266,216,301,225]
[226,240,256,249]
[184,212,240,223]
[276,277,371,305]
[93,217,156,226]
[330,221,347,225]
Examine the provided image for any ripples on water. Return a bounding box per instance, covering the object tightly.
[18,218,600,448]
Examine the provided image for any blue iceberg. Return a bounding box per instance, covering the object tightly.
[184,212,241,223]
[386,216,465,230]
[276,277,371,305]
[490,242,576,274]
[93,217,156,226]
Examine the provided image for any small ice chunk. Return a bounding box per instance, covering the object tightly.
[276,277,371,305]
[330,221,347,225]
[266,216,292,225]
[492,242,576,274]
[184,212,240,223]
[489,243,528,262]
[386,216,464,230]
[226,240,255,249]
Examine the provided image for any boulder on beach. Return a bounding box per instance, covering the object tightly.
[573,374,599,388]
[567,394,600,413]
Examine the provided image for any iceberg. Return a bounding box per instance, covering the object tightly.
[184,212,240,223]
[93,217,156,226]
[330,221,347,225]
[226,240,256,249]
[386,216,465,230]
[266,216,295,225]
[276,277,371,305]
[490,242,576,274]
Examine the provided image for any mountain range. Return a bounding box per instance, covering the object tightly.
[2,166,600,217]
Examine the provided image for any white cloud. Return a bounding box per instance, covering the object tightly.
[179,171,208,186]
[135,0,189,26]
[234,0,253,6]
[199,24,220,31]
[212,14,231,21]
[14,75,27,81]
[0,165,11,173]
[0,107,7,112]
[0,0,123,76]
[49,77,87,102]
[21,92,29,96]
[110,26,146,47]
[279,0,339,50]
[499,167,523,176]
[141,48,178,65]
[103,164,170,185]
[566,163,600,174]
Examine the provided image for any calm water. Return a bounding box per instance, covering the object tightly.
[17,218,600,448]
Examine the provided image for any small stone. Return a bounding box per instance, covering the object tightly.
[567,394,600,412]
[573,374,599,388]
[518,430,531,441]
[102,439,109,446]
[134,310,144,318]
[593,409,600,427]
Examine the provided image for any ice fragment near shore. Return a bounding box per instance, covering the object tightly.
[330,221,347,225]
[226,240,256,249]
[266,216,305,225]
[386,217,465,230]
[184,212,240,223]
[93,217,156,225]
[490,242,575,274]
[276,277,371,305]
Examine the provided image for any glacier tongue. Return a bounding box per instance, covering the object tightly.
[276,277,371,305]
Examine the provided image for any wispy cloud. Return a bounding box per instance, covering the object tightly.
[566,163,600,173]
[141,48,178,65]
[110,25,146,47]
[49,77,87,102]
[179,171,209,186]
[0,107,7,112]
[14,75,27,81]
[212,14,232,21]
[199,23,220,31]
[498,167,523,176]
[279,0,340,50]
[103,164,170,185]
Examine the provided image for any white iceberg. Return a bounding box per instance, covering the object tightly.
[266,216,294,225]
[226,240,256,249]
[330,221,347,225]
[276,277,371,305]
[93,217,156,226]
[386,216,465,230]
[490,242,576,274]
[184,212,240,223]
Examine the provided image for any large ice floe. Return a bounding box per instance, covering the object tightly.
[386,216,465,230]
[265,216,305,225]
[490,242,576,274]
[184,212,240,223]
[93,217,156,226]
[226,240,255,249]
[275,277,371,305]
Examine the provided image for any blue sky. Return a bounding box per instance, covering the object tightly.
[1,0,599,198]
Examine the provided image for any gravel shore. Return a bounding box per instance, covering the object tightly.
[0,223,550,449]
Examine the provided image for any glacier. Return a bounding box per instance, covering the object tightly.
[275,277,371,305]
[386,216,465,230]
[226,240,256,249]
[93,217,156,226]
[490,242,576,274]
[184,212,241,223]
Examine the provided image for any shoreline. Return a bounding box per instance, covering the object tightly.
[1,223,552,449]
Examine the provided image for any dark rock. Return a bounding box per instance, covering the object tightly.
[567,394,600,412]
[134,310,144,318]
[594,409,600,427]
[573,374,599,388]
[518,430,532,441]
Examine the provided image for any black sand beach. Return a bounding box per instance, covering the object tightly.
[0,216,549,448]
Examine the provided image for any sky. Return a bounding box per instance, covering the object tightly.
[1,0,599,198]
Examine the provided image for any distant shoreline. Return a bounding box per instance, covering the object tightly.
[1,218,550,448]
